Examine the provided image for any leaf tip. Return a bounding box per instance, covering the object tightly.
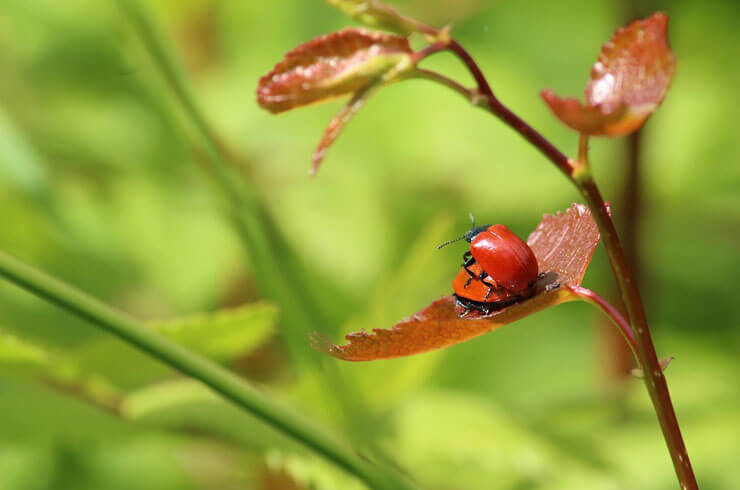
[256,28,411,114]
[310,148,326,176]
[309,331,334,355]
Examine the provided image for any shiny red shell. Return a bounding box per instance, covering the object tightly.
[470,224,538,295]
[452,224,538,306]
[453,261,520,304]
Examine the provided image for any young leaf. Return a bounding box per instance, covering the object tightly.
[257,28,412,114]
[541,13,676,136]
[311,77,381,175]
[323,0,428,36]
[313,204,602,361]
[527,203,605,286]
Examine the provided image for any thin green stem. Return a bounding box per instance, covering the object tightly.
[112,0,261,251]
[113,0,410,485]
[114,0,331,366]
[0,251,408,490]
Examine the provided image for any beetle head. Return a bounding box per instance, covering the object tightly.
[437,213,491,249]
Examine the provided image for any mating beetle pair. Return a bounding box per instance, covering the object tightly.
[440,215,539,316]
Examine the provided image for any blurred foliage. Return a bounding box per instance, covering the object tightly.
[0,0,738,489]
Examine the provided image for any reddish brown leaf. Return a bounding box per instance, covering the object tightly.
[541,13,676,136]
[527,203,603,286]
[313,204,602,361]
[540,89,628,135]
[324,0,426,36]
[311,286,576,361]
[311,79,380,175]
[257,28,412,114]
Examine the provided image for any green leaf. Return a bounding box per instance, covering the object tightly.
[150,301,278,361]
[0,331,49,366]
[71,302,278,388]
[0,107,48,194]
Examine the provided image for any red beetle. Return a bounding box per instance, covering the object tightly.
[439,215,539,315]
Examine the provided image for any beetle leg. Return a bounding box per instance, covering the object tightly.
[483,284,493,301]
[480,276,498,302]
[456,298,470,318]
[462,254,477,287]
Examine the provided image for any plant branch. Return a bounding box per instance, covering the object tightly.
[621,130,643,284]
[420,37,698,489]
[415,40,574,178]
[411,68,477,102]
[569,286,637,360]
[575,173,696,488]
[0,251,409,490]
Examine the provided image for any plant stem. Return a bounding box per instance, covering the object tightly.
[423,38,698,489]
[621,130,644,290]
[575,173,696,488]
[412,69,476,102]
[114,0,409,482]
[569,286,638,360]
[0,251,409,490]
[114,0,334,367]
[417,42,574,177]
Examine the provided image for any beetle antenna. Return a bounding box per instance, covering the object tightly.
[437,234,467,250]
[438,213,484,249]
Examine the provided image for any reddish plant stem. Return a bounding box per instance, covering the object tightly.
[446,40,574,178]
[439,39,697,489]
[409,41,450,64]
[447,40,495,97]
[577,176,696,488]
[569,285,637,359]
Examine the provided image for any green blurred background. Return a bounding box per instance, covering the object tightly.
[0,0,738,488]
